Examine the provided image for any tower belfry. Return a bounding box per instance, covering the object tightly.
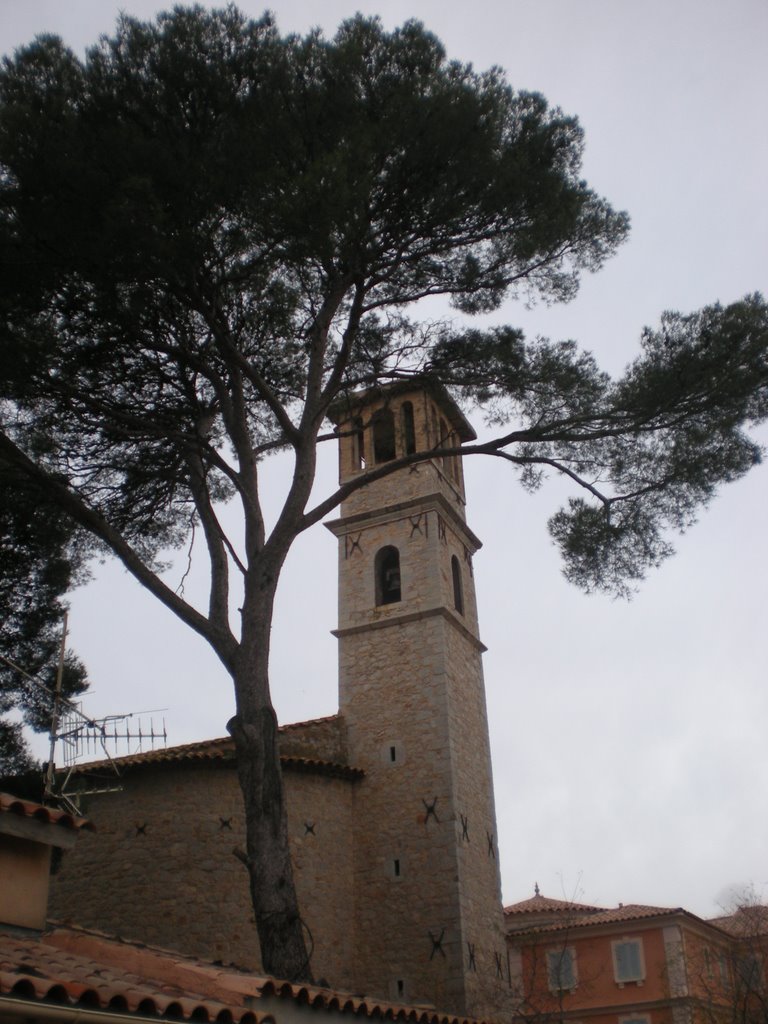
[327,381,508,1018]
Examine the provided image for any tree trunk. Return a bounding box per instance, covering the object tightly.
[228,566,311,982]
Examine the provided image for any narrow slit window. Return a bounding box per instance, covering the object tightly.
[401,402,416,455]
[372,407,396,463]
[451,555,464,615]
[375,546,401,605]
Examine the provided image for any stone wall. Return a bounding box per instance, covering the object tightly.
[278,714,348,763]
[50,759,358,989]
[337,604,509,1017]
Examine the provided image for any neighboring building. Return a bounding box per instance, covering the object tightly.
[707,905,768,1024]
[504,890,768,1024]
[48,381,510,1020]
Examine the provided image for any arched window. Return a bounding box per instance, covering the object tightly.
[451,555,464,615]
[353,416,366,470]
[449,431,460,482]
[430,405,439,448]
[372,408,396,463]
[375,546,401,605]
[439,418,449,470]
[401,402,416,455]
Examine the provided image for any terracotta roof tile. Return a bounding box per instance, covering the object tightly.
[64,735,235,771]
[509,903,692,936]
[570,903,683,924]
[504,893,605,916]
[259,978,494,1023]
[62,727,362,779]
[709,905,768,937]
[0,792,94,832]
[0,927,269,1022]
[1,923,491,1023]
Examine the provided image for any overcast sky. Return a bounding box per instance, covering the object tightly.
[2,0,766,920]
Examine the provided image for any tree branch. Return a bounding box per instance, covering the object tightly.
[0,431,238,666]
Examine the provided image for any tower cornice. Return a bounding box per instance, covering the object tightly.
[325,490,482,553]
[331,604,488,653]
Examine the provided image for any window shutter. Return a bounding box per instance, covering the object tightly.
[561,950,575,988]
[628,942,641,978]
[548,949,575,990]
[615,941,642,981]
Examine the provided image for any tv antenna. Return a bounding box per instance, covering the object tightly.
[1,612,168,815]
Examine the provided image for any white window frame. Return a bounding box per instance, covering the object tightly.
[546,945,578,992]
[612,937,646,986]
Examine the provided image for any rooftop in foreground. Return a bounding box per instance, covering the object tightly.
[0,922,496,1024]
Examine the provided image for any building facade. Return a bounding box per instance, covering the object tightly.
[504,891,768,1024]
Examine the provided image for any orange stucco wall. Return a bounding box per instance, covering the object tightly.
[521,925,670,1012]
[0,833,52,930]
[512,917,746,1024]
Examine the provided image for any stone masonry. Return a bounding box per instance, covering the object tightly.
[326,382,509,1018]
[50,721,359,990]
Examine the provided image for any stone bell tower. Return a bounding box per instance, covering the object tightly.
[326,381,509,1019]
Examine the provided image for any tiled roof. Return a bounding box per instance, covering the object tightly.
[0,793,94,833]
[709,905,768,937]
[0,924,492,1024]
[260,978,494,1023]
[504,893,605,916]
[0,926,268,1022]
[510,903,689,936]
[62,716,362,779]
[68,734,236,769]
[568,904,684,925]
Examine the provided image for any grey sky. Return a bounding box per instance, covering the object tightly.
[2,0,766,918]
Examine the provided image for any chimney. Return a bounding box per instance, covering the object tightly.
[0,793,93,930]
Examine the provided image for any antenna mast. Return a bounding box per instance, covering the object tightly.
[43,612,68,803]
[0,612,169,814]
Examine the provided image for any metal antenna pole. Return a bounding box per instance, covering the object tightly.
[44,611,68,803]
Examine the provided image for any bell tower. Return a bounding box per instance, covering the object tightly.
[326,381,509,1018]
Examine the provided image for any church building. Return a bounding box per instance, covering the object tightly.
[49,381,511,1020]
